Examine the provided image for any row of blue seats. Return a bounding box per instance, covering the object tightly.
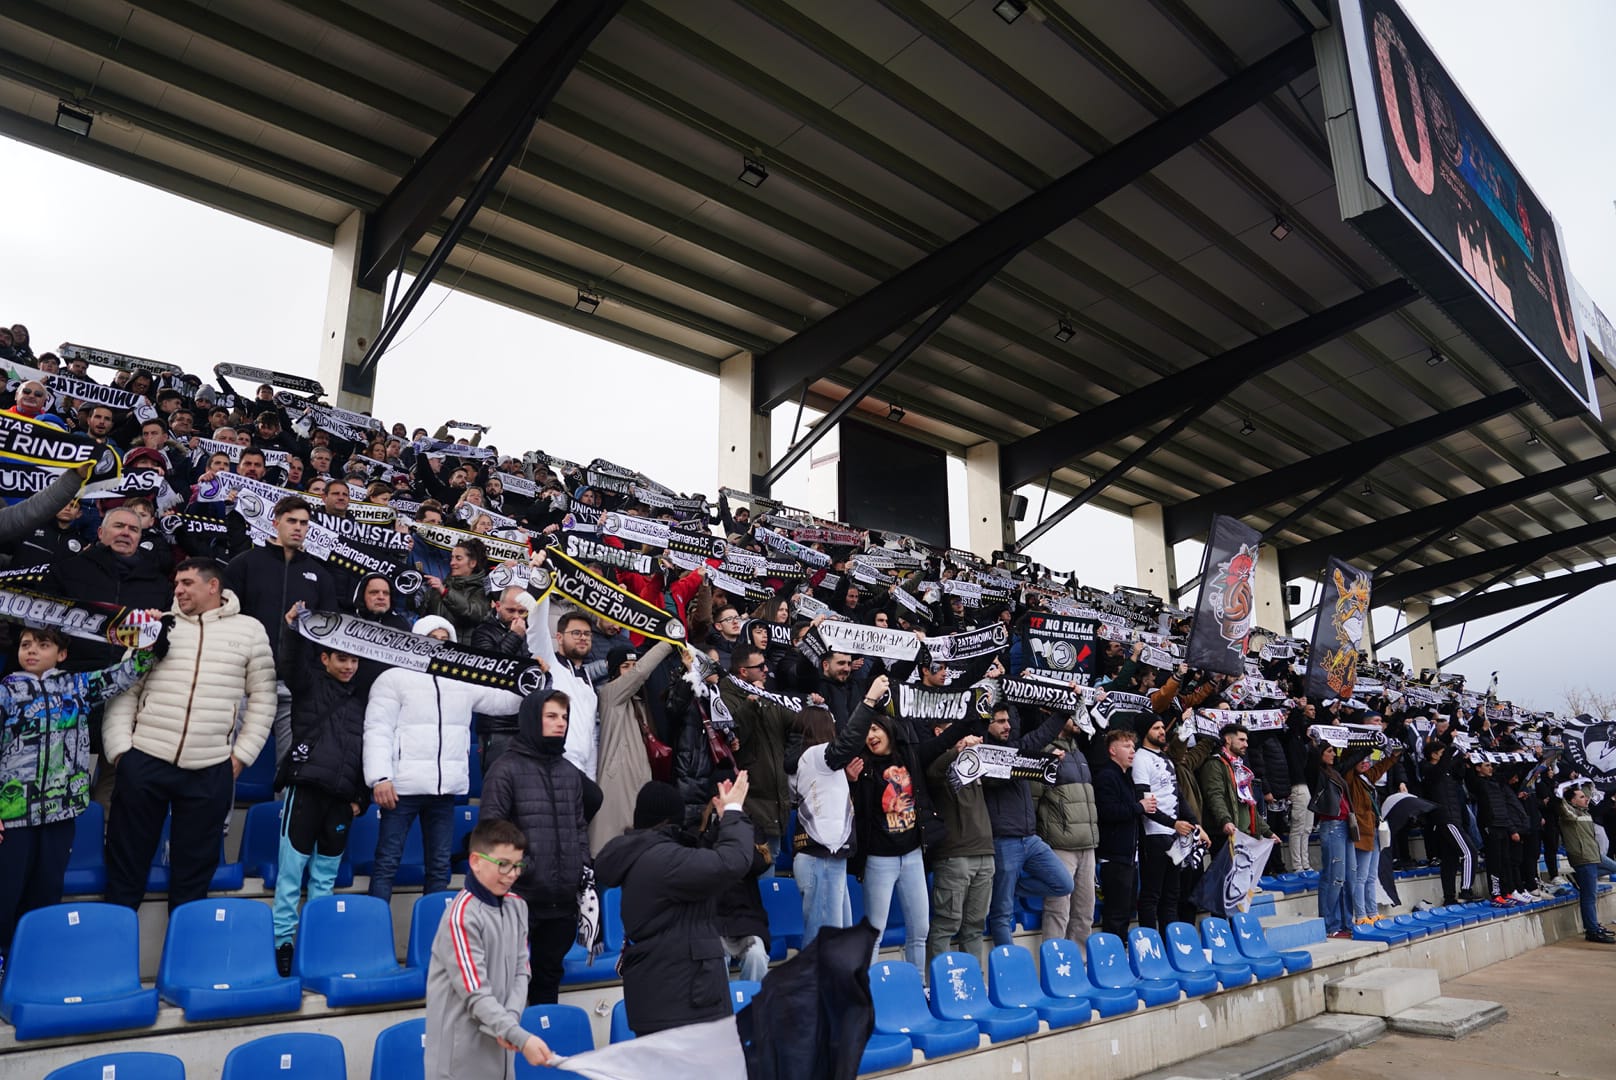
[868,915,1311,1057]
[63,801,483,896]
[41,1000,910,1078]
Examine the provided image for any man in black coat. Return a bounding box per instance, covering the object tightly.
[481,688,602,1005]
[595,776,757,1037]
[1093,728,1153,937]
[226,496,336,769]
[469,585,532,771]
[1422,742,1478,904]
[815,651,857,729]
[982,703,1072,946]
[45,505,173,775]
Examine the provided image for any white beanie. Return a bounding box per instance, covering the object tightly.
[412,614,458,643]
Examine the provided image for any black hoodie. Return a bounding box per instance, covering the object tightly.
[479,689,602,913]
[350,572,411,691]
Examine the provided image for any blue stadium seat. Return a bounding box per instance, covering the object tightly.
[0,903,159,1039]
[62,801,106,895]
[292,895,425,1005]
[868,960,979,1058]
[760,876,803,960]
[609,998,636,1043]
[729,980,762,1012]
[406,890,460,971]
[987,945,1089,1029]
[45,1052,185,1080]
[450,805,479,872]
[1351,917,1411,943]
[1203,916,1282,980]
[157,899,302,1021]
[371,1018,426,1080]
[1016,894,1044,932]
[928,952,1039,1042]
[1231,914,1307,970]
[1163,922,1251,990]
[561,887,622,985]
[858,1031,913,1074]
[1390,914,1431,939]
[234,742,276,804]
[345,806,425,885]
[239,801,282,884]
[145,814,244,893]
[1129,927,1216,998]
[515,1004,594,1075]
[221,1032,345,1080]
[1039,939,1137,1017]
[1086,932,1179,1008]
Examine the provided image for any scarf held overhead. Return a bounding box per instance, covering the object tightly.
[294,610,548,695]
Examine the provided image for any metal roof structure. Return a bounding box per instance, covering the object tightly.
[3,0,1614,611]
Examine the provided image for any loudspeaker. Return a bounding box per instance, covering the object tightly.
[1285,585,1301,605]
[1006,493,1028,521]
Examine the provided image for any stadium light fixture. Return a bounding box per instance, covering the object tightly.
[1425,349,1445,366]
[1054,320,1075,343]
[886,404,906,423]
[574,291,601,315]
[55,101,93,138]
[738,157,768,188]
[993,0,1027,24]
[1269,216,1290,241]
[1240,417,1256,436]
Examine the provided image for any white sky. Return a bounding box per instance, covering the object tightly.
[0,0,1610,712]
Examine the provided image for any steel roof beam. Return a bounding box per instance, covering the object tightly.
[1162,389,1530,543]
[1001,281,1417,490]
[356,0,622,290]
[1281,451,1616,580]
[1374,518,1616,608]
[1439,593,1582,667]
[749,34,1317,411]
[1429,564,1616,630]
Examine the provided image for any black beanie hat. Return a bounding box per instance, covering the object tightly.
[633,781,685,830]
[607,644,638,680]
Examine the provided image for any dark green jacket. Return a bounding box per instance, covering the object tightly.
[1559,799,1600,867]
[1198,750,1273,840]
[925,745,994,859]
[1036,733,1098,851]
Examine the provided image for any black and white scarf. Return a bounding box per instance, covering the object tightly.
[216,363,325,397]
[58,343,183,377]
[0,585,162,649]
[542,548,688,646]
[947,743,1062,792]
[294,610,548,694]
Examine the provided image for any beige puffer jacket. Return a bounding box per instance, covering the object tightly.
[103,589,277,770]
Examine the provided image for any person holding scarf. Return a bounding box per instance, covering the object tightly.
[1340,743,1403,924]
[424,537,488,640]
[590,641,675,853]
[1197,723,1273,854]
[1306,741,1354,937]
[792,687,882,945]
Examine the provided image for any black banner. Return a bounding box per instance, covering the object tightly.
[564,533,655,575]
[1185,514,1262,676]
[1305,557,1371,702]
[1023,613,1096,677]
[1562,721,1616,792]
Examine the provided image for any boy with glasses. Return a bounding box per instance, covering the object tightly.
[427,818,555,1075]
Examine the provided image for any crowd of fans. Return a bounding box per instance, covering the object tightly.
[1,323,1614,1068]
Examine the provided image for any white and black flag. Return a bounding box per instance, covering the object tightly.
[1185,514,1261,676]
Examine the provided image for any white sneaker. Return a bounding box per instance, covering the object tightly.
[1510,890,1533,903]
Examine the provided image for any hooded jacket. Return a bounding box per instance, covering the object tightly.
[525,596,600,779]
[1037,731,1099,851]
[225,541,336,662]
[1339,747,1402,852]
[276,620,368,804]
[102,589,278,770]
[479,690,602,914]
[350,572,413,690]
[1558,796,1600,867]
[363,647,522,797]
[594,804,755,1036]
[590,641,674,854]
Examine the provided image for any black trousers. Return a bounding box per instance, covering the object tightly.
[1098,859,1137,938]
[1483,828,1519,898]
[1540,817,1561,879]
[1517,829,1541,889]
[105,749,233,910]
[283,785,354,857]
[527,910,580,1005]
[1135,834,1180,934]
[1429,820,1476,903]
[0,819,74,952]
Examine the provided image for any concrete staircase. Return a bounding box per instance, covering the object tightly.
[1326,965,1506,1039]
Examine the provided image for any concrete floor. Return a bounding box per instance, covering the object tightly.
[1293,937,1616,1080]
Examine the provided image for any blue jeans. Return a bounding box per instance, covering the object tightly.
[1573,864,1602,933]
[863,849,930,970]
[793,852,851,945]
[990,835,1074,947]
[1315,820,1349,932]
[368,794,454,902]
[1348,842,1378,919]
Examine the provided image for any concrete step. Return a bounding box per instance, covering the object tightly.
[1257,915,1325,951]
[1325,966,1440,1016]
[1385,996,1507,1039]
[1128,1014,1385,1080]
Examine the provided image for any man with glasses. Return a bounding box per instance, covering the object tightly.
[481,689,601,1005]
[524,551,602,779]
[8,380,51,420]
[706,605,744,668]
[719,645,795,872]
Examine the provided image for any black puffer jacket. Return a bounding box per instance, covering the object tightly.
[595,806,756,1036]
[45,544,172,670]
[226,542,337,663]
[470,612,529,739]
[1467,770,1523,831]
[1422,747,1466,826]
[480,689,602,915]
[276,621,368,804]
[981,706,1069,839]
[1248,730,1291,803]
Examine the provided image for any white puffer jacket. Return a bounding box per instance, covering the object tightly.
[363,668,522,796]
[103,589,277,770]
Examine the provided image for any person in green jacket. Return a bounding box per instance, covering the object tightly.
[1559,785,1614,943]
[1198,723,1273,850]
[424,538,489,639]
[1036,712,1099,945]
[924,723,991,967]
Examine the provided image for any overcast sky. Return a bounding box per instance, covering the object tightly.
[0,0,1610,713]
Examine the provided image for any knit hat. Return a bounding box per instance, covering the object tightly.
[412,615,457,642]
[123,447,167,472]
[632,781,685,830]
[607,645,638,679]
